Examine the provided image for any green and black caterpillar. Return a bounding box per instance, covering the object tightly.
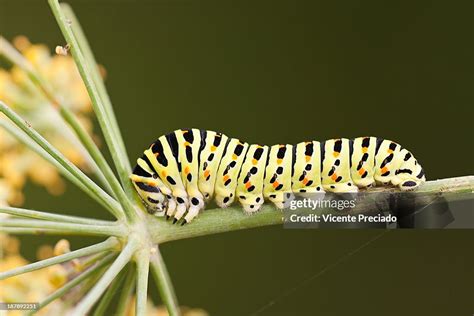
[131,129,425,225]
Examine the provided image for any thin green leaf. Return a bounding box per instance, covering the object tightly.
[31,253,116,314]
[0,220,125,237]
[92,267,128,316]
[115,267,136,316]
[0,206,115,225]
[150,247,180,316]
[70,237,139,316]
[0,36,115,195]
[0,101,123,219]
[0,237,118,280]
[48,0,138,222]
[59,3,130,172]
[135,249,150,316]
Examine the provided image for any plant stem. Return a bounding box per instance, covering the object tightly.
[59,3,130,171]
[31,253,116,314]
[150,247,180,316]
[115,267,136,316]
[48,0,139,223]
[135,249,150,316]
[59,105,142,226]
[0,227,118,236]
[0,237,118,280]
[0,220,125,237]
[92,267,127,316]
[79,251,111,270]
[0,206,115,225]
[0,101,123,219]
[0,119,116,215]
[71,237,139,316]
[0,36,114,195]
[150,176,474,243]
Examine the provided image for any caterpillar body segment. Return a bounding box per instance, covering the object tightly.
[198,131,228,202]
[263,144,293,209]
[237,144,269,213]
[350,137,377,188]
[147,135,188,219]
[174,129,204,222]
[131,129,426,224]
[214,138,249,209]
[322,138,357,193]
[291,141,324,195]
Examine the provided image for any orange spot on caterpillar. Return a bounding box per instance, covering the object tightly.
[204,170,210,178]
[277,159,283,165]
[184,141,190,147]
[333,152,340,157]
[272,181,280,189]
[387,149,393,154]
[184,166,190,174]
[232,154,238,160]
[223,175,230,182]
[358,168,366,176]
[154,152,160,157]
[302,178,309,185]
[211,145,217,152]
[161,171,167,178]
[305,156,311,162]
[252,159,258,165]
[331,173,338,181]
[362,148,368,153]
[381,167,388,174]
[245,182,251,189]
[145,180,157,186]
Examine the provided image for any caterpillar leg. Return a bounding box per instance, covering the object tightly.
[165,196,177,220]
[323,182,358,193]
[182,196,205,225]
[170,195,189,223]
[398,180,422,190]
[215,193,235,208]
[241,195,264,214]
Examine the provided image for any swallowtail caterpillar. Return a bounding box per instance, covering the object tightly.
[131,129,425,225]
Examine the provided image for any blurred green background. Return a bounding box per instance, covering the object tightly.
[1,0,473,315]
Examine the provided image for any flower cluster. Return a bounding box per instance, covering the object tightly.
[0,235,209,315]
[0,36,96,205]
[0,235,71,315]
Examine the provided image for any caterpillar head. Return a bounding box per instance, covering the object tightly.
[130,173,167,216]
[393,150,426,191]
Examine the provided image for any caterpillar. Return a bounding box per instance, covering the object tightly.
[130,129,425,225]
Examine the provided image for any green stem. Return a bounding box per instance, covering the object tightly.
[80,251,111,269]
[0,119,116,214]
[150,248,180,316]
[0,206,115,226]
[71,237,139,316]
[150,175,474,243]
[0,36,114,195]
[48,0,138,223]
[135,249,150,316]
[0,220,125,237]
[32,253,116,314]
[0,101,123,219]
[0,237,118,280]
[59,105,141,226]
[115,266,136,316]
[59,3,130,172]
[92,267,128,316]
